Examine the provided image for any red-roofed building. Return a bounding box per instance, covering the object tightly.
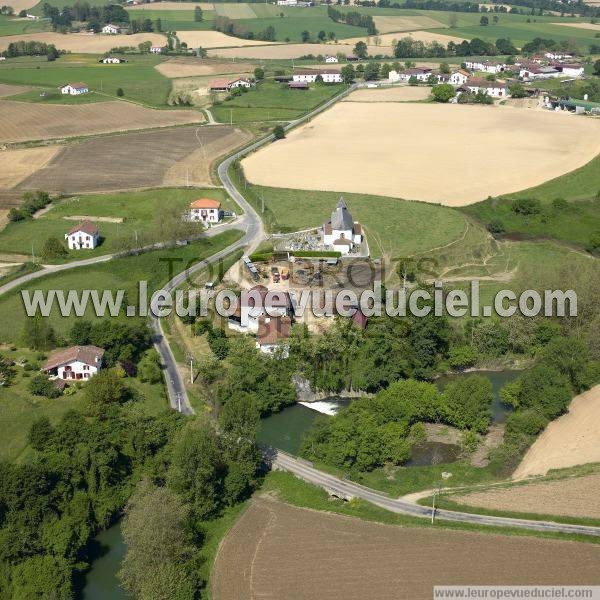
[43,345,105,380]
[209,77,254,92]
[65,220,99,250]
[229,285,294,333]
[189,198,222,224]
[256,315,292,356]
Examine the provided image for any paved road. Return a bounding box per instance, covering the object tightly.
[271,449,600,537]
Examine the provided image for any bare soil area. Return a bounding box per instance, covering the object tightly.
[242,102,600,206]
[0,100,204,143]
[17,125,251,193]
[552,22,600,30]
[212,497,600,600]
[0,32,167,53]
[513,385,600,479]
[344,86,430,102]
[0,147,60,189]
[209,43,355,59]
[155,57,255,78]
[454,472,600,519]
[0,83,30,98]
[176,30,274,49]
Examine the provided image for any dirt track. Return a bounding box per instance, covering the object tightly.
[212,497,600,600]
[513,385,600,479]
[242,102,600,206]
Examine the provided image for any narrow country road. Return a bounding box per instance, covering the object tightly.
[271,449,600,537]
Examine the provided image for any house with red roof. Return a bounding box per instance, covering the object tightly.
[209,77,254,92]
[189,198,222,224]
[256,315,292,357]
[65,220,99,250]
[43,345,105,380]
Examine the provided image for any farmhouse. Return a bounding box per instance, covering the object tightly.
[102,24,120,34]
[43,345,105,380]
[325,55,338,63]
[464,59,506,74]
[322,198,363,255]
[519,65,560,80]
[545,51,572,60]
[60,82,89,95]
[100,56,125,64]
[463,77,508,97]
[389,67,432,83]
[229,285,294,333]
[292,68,342,83]
[189,198,222,224]
[553,63,584,78]
[65,221,99,249]
[448,69,470,85]
[209,77,254,92]
[256,315,291,357]
[150,46,163,54]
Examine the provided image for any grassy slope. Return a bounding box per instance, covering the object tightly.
[0,188,235,260]
[125,8,216,31]
[0,229,243,342]
[0,15,51,36]
[0,53,172,106]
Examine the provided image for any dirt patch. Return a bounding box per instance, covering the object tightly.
[242,102,600,206]
[128,1,214,9]
[209,43,355,60]
[344,86,431,102]
[17,125,251,193]
[0,32,167,54]
[213,497,600,600]
[0,147,60,189]
[372,15,447,34]
[0,100,204,144]
[0,83,30,98]
[513,385,600,480]
[155,57,255,78]
[176,30,274,49]
[454,472,600,519]
[552,21,600,31]
[62,215,124,223]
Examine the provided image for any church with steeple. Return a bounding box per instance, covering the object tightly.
[322,198,363,255]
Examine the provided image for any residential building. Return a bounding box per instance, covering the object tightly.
[553,63,584,78]
[256,315,292,357]
[464,59,506,74]
[545,51,572,60]
[463,77,508,97]
[229,285,294,333]
[209,77,254,92]
[322,198,363,255]
[150,46,163,54]
[189,198,222,224]
[60,82,89,95]
[389,67,432,83]
[519,66,560,80]
[448,69,470,85]
[100,56,125,64]
[325,55,339,63]
[65,221,99,249]
[102,23,120,34]
[43,345,105,380]
[292,68,342,83]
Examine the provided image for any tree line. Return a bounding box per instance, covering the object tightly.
[327,5,377,35]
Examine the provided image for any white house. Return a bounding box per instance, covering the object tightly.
[519,65,560,80]
[322,198,363,255]
[150,46,163,54]
[60,82,89,95]
[65,221,99,250]
[448,69,469,85]
[0,57,5,62]
[189,198,222,224]
[209,77,254,92]
[256,315,291,357]
[389,67,432,83]
[545,51,572,60]
[325,55,338,63]
[464,59,506,74]
[292,68,342,83]
[229,285,293,333]
[102,23,120,34]
[100,56,125,64]
[277,0,297,5]
[463,78,508,98]
[43,345,105,381]
[553,63,584,78]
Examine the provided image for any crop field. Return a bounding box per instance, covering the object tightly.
[16,125,251,193]
[212,497,600,600]
[0,99,204,143]
[372,15,446,33]
[344,86,431,102]
[128,2,214,10]
[209,42,354,59]
[0,147,60,190]
[0,54,171,106]
[176,30,275,48]
[214,3,256,19]
[0,187,236,259]
[4,0,39,11]
[155,57,255,78]
[452,472,600,520]
[242,103,600,206]
[513,386,600,480]
[0,83,29,97]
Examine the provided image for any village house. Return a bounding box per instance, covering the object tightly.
[102,23,120,34]
[256,315,292,357]
[60,82,89,95]
[229,285,294,333]
[100,56,125,64]
[0,56,5,62]
[545,51,572,61]
[209,77,254,92]
[325,55,339,63]
[389,67,432,83]
[65,221,99,250]
[464,59,506,74]
[292,68,342,83]
[448,69,470,85]
[553,63,584,78]
[188,198,222,224]
[462,77,508,98]
[322,198,363,256]
[43,345,105,381]
[150,46,163,54]
[519,65,560,80]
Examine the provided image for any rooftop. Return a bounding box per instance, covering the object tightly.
[68,220,98,236]
[190,198,221,209]
[44,345,105,371]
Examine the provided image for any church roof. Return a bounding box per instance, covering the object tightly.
[331,197,353,231]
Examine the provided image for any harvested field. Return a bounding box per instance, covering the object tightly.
[213,497,600,600]
[453,472,600,520]
[0,32,167,54]
[552,21,600,31]
[214,2,256,18]
[155,57,255,78]
[344,86,430,102]
[128,1,213,9]
[0,100,204,143]
[0,83,29,98]
[17,125,252,193]
[242,103,600,206]
[372,15,447,33]
[345,30,465,52]
[0,147,60,189]
[3,0,38,10]
[209,42,355,59]
[513,386,600,480]
[176,30,274,48]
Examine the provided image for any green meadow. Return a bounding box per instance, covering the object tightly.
[0,15,51,36]
[125,7,216,31]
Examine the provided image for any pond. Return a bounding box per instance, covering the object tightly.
[82,523,129,600]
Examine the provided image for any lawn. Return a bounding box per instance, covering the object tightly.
[0,188,237,260]
[0,229,243,342]
[463,153,600,247]
[212,80,347,123]
[0,53,172,106]
[0,15,51,37]
[124,7,216,30]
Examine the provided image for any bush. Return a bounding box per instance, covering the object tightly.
[116,87,124,97]
[487,219,505,235]
[448,345,477,370]
[511,197,541,216]
[431,83,455,103]
[41,237,67,260]
[273,125,285,140]
[28,373,61,398]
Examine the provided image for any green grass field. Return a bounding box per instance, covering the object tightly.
[125,7,216,30]
[212,80,346,123]
[0,188,235,261]
[0,229,243,342]
[0,53,172,106]
[0,15,51,36]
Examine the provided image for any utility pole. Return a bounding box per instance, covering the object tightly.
[31,243,35,264]
[186,352,194,384]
